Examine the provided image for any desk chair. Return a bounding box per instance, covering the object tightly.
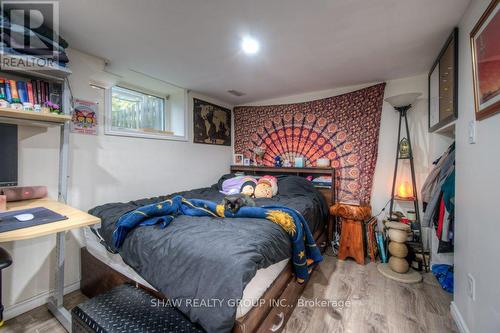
[0,247,12,327]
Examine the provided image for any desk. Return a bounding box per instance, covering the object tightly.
[1,198,100,332]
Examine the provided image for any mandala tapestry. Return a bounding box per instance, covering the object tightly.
[234,83,386,204]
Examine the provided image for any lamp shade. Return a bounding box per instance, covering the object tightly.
[384,93,422,108]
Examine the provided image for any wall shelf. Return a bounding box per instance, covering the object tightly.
[0,107,71,126]
[0,53,72,81]
[0,53,73,330]
[433,120,456,138]
[230,165,334,175]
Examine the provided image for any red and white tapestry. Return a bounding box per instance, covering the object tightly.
[234,83,386,204]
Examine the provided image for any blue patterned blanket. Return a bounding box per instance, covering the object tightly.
[113,195,322,282]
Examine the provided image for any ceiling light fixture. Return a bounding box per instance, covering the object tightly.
[241,36,259,55]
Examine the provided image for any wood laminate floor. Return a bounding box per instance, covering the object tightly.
[3,256,456,333]
[283,256,457,333]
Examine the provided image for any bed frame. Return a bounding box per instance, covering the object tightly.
[81,226,327,333]
[81,230,327,333]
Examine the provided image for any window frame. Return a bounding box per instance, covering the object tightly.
[104,84,188,141]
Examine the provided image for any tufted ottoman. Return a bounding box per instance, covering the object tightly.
[72,284,205,333]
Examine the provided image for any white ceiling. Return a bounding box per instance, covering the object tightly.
[58,0,470,104]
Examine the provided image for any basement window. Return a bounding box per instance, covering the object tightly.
[105,85,187,140]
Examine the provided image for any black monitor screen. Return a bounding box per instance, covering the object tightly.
[0,123,18,187]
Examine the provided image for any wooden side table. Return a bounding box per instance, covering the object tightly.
[330,203,371,265]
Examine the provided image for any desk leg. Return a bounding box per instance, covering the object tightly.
[47,231,72,332]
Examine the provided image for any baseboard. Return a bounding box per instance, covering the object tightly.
[450,301,470,333]
[4,280,81,320]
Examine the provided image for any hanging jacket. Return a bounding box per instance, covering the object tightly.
[422,147,455,227]
[421,150,450,205]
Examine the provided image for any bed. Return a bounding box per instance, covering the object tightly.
[83,174,330,333]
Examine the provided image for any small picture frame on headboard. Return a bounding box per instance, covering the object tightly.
[243,158,251,166]
[233,154,243,165]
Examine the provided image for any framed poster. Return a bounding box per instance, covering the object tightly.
[428,28,458,132]
[429,64,440,128]
[471,0,500,121]
[71,99,98,135]
[193,98,231,146]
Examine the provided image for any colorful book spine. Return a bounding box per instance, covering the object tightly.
[40,80,46,104]
[376,232,387,263]
[27,82,34,104]
[0,78,6,100]
[31,80,38,104]
[44,81,50,103]
[0,78,8,107]
[5,79,12,102]
[36,80,42,104]
[17,81,28,103]
[8,80,20,103]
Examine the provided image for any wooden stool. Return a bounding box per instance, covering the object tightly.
[330,203,371,265]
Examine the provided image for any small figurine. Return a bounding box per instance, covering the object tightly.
[274,155,282,167]
[283,159,292,167]
[399,138,411,159]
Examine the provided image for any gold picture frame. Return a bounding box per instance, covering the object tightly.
[470,0,500,121]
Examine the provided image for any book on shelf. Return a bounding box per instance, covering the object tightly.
[313,185,332,188]
[0,77,63,113]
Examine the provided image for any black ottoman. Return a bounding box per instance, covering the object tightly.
[72,284,205,333]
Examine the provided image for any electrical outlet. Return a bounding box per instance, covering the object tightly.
[467,273,476,301]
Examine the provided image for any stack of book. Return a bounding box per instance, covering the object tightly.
[311,176,332,188]
[0,77,62,113]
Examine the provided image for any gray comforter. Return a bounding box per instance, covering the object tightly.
[90,175,327,333]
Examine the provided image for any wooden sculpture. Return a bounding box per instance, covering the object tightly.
[330,203,371,265]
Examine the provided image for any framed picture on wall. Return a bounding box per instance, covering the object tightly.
[428,28,458,132]
[193,98,231,145]
[471,0,500,121]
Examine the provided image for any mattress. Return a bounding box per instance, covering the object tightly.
[84,227,289,319]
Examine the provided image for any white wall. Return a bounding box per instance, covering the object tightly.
[241,74,432,222]
[453,1,500,332]
[3,48,233,318]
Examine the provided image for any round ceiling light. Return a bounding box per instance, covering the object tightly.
[241,36,260,55]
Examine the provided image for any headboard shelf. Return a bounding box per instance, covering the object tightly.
[229,165,336,206]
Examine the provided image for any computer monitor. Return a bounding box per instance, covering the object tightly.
[0,123,18,187]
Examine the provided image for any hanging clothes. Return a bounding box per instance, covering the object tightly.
[422,143,455,227]
[442,169,455,214]
[421,143,455,254]
[421,145,452,205]
[438,170,455,253]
